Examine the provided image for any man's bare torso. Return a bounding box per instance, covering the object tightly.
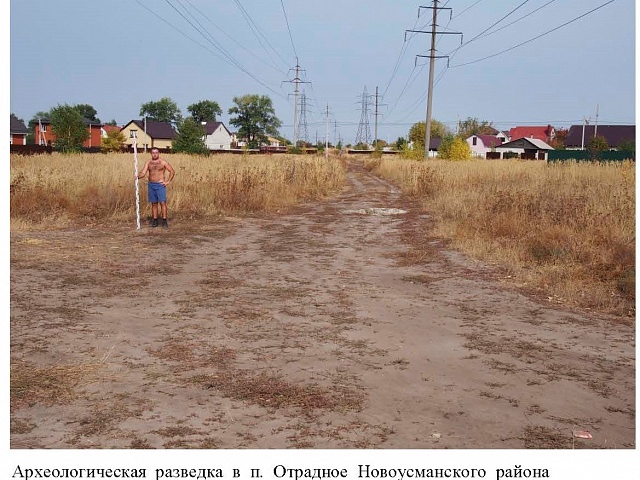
[147,159,168,183]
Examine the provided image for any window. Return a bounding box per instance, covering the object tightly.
[41,124,47,132]
[130,129,137,138]
[472,137,477,146]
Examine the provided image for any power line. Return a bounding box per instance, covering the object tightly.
[473,0,557,42]
[135,0,286,100]
[451,0,617,68]
[184,0,286,74]
[231,0,290,70]
[451,0,484,20]
[280,0,298,60]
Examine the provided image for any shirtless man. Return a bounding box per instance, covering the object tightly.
[136,148,176,229]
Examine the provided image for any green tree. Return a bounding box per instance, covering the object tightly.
[618,138,635,153]
[187,100,223,123]
[100,129,126,153]
[73,104,100,122]
[105,119,118,126]
[172,118,208,155]
[140,97,182,125]
[587,135,609,159]
[228,94,282,148]
[395,137,407,150]
[456,117,496,139]
[408,120,449,149]
[438,135,472,160]
[49,104,90,152]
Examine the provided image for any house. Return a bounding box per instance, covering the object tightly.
[496,130,510,143]
[202,121,232,150]
[34,117,102,147]
[564,124,635,150]
[266,136,281,147]
[10,116,28,145]
[467,134,503,158]
[494,137,554,160]
[101,125,122,138]
[121,120,177,150]
[509,125,555,144]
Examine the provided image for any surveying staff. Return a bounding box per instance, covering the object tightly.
[135,147,175,229]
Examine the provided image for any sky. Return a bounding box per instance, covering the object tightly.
[9,0,637,145]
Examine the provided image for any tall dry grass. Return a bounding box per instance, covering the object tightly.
[367,157,635,316]
[10,152,346,228]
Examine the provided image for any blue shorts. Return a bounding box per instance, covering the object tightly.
[148,182,167,203]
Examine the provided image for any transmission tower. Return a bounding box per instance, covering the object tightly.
[283,58,310,146]
[297,91,310,145]
[355,86,372,146]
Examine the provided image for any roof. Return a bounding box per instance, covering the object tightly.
[475,134,502,147]
[36,116,102,127]
[10,116,28,134]
[102,125,121,133]
[429,137,442,150]
[509,125,553,142]
[127,120,177,140]
[202,121,231,136]
[498,137,554,150]
[564,125,635,148]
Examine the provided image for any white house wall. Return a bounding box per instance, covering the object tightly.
[205,127,232,150]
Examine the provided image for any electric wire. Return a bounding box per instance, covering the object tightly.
[280,0,298,60]
[450,0,616,67]
[135,0,286,100]
[232,0,290,70]
[184,0,286,74]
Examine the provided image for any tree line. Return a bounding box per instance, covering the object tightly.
[12,95,283,154]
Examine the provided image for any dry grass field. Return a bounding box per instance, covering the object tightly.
[10,152,346,229]
[366,157,635,316]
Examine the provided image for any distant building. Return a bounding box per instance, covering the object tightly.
[10,116,28,145]
[495,137,554,160]
[34,117,102,147]
[564,124,635,150]
[467,134,503,158]
[121,120,177,150]
[202,121,232,150]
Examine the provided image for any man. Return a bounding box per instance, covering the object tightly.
[136,147,175,229]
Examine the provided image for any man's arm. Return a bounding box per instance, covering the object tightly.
[161,161,176,186]
[136,161,150,179]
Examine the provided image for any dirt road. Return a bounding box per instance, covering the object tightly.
[10,159,635,448]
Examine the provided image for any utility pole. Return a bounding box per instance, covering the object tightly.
[581,116,590,150]
[325,104,330,160]
[594,103,599,139]
[424,1,438,158]
[283,58,310,147]
[407,3,460,157]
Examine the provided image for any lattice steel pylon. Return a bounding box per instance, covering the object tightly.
[297,91,309,145]
[355,86,372,146]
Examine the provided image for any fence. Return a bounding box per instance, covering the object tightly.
[10,144,53,155]
[548,150,635,163]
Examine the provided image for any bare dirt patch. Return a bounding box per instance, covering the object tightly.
[10,159,635,448]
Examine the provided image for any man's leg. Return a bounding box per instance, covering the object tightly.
[160,202,167,220]
[151,202,159,227]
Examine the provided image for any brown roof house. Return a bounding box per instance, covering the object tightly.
[495,137,554,160]
[10,115,28,145]
[121,120,177,150]
[564,124,635,150]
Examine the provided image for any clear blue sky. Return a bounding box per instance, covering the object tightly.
[9,0,636,144]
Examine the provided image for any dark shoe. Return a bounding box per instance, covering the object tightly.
[162,219,168,229]
[151,218,159,228]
